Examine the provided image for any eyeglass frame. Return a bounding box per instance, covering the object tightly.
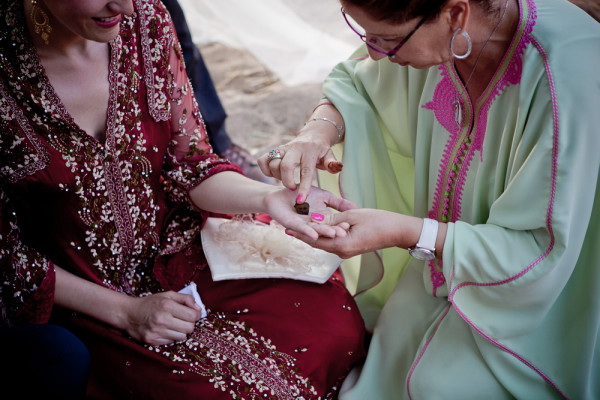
[341,7,428,59]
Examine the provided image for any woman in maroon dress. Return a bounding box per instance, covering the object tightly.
[0,0,366,398]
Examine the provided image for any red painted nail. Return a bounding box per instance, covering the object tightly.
[296,194,304,203]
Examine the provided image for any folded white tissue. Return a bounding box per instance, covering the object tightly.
[200,217,343,284]
[178,282,207,318]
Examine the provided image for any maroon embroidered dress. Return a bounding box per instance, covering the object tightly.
[0,1,366,398]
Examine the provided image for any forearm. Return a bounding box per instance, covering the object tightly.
[54,266,132,330]
[189,171,278,215]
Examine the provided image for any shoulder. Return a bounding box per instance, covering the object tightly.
[121,0,174,40]
[526,0,600,108]
[531,0,600,70]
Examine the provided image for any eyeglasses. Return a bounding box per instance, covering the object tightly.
[341,7,427,59]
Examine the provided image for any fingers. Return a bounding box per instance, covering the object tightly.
[257,152,276,178]
[287,229,341,255]
[311,211,342,226]
[132,292,204,345]
[319,191,358,212]
[288,218,319,240]
[297,149,340,204]
[279,152,302,190]
[296,150,333,203]
[322,148,343,174]
[258,141,337,198]
[257,147,287,182]
[306,212,348,238]
[257,146,302,191]
[308,220,338,238]
[168,292,203,322]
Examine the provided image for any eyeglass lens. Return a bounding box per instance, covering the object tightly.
[342,8,426,56]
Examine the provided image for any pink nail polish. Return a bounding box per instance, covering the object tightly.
[296,194,304,203]
[311,212,324,222]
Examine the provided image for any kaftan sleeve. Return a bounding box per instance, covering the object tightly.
[439,33,600,339]
[321,50,417,327]
[0,187,55,326]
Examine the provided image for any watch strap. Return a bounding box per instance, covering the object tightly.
[416,218,438,252]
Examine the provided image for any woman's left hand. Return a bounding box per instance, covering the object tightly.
[287,208,423,259]
[263,186,358,240]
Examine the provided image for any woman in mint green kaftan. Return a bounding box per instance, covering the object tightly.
[259,0,600,398]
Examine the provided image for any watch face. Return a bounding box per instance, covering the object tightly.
[409,247,436,261]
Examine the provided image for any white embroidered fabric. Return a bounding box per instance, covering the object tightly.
[201,216,342,283]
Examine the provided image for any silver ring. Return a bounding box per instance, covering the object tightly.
[266,148,283,163]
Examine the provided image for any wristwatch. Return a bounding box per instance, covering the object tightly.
[408,218,438,261]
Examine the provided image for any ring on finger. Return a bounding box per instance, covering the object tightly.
[266,148,284,163]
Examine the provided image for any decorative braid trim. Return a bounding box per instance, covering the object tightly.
[422,0,536,294]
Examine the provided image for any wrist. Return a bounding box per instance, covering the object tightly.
[111,294,136,331]
[295,126,335,149]
[259,185,285,214]
[303,117,345,145]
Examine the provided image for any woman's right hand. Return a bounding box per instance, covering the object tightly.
[257,104,345,204]
[54,266,204,346]
[124,291,204,346]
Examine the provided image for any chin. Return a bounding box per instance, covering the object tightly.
[87,30,120,43]
[412,64,433,69]
[407,61,439,69]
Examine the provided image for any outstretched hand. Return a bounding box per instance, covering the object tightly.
[287,208,421,259]
[263,186,357,240]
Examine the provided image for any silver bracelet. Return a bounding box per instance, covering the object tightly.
[304,117,345,144]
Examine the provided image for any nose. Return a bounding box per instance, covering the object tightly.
[367,47,388,61]
[108,0,134,16]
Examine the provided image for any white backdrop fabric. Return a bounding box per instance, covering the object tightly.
[178,0,359,86]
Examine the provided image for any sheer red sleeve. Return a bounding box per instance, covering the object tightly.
[0,188,55,325]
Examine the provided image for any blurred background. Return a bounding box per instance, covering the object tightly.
[178,0,358,157]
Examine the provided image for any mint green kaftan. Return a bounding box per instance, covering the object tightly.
[321,0,600,398]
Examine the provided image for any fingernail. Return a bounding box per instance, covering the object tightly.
[296,194,304,203]
[328,161,343,173]
[311,212,324,222]
[286,232,295,237]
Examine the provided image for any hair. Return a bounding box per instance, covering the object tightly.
[340,0,493,23]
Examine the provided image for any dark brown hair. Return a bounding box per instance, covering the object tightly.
[340,0,491,23]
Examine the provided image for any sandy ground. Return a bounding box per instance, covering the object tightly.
[200,43,324,160]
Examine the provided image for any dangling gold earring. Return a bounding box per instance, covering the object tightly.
[31,0,52,45]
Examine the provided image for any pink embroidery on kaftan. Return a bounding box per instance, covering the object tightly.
[445,1,565,397]
[421,0,536,295]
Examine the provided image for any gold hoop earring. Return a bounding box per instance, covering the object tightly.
[31,0,52,45]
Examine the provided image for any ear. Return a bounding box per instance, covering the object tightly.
[441,0,470,33]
